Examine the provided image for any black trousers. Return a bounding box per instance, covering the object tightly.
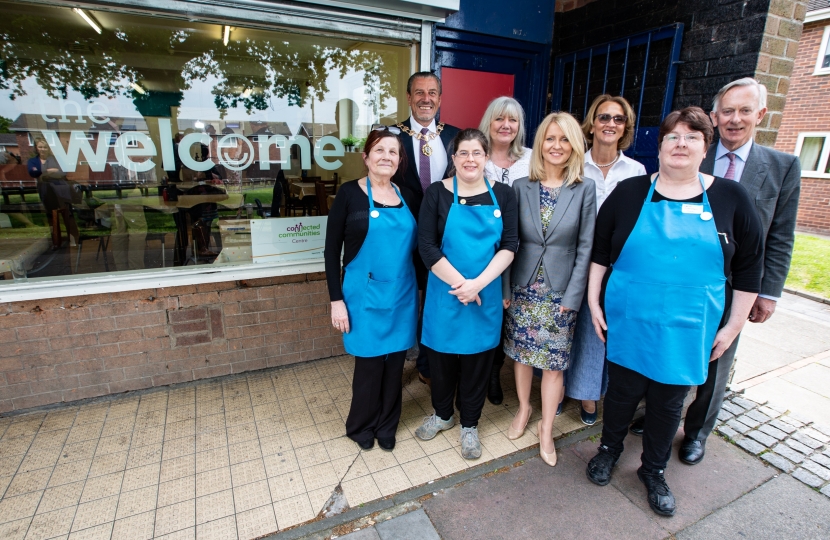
[345,351,406,443]
[490,308,507,369]
[684,335,740,442]
[416,294,431,378]
[429,348,494,428]
[601,362,690,471]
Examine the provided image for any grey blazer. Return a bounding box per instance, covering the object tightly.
[701,142,801,298]
[502,176,596,311]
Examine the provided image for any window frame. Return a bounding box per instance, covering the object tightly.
[795,132,830,178]
[814,25,830,76]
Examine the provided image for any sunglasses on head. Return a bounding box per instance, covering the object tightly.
[596,114,627,125]
[371,124,401,135]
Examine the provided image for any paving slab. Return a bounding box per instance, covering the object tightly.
[675,475,830,539]
[745,377,830,426]
[422,448,668,540]
[734,336,802,382]
[375,509,440,540]
[782,363,830,399]
[571,429,775,533]
[338,527,381,540]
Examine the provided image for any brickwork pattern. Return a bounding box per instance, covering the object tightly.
[0,273,343,413]
[716,393,830,497]
[796,177,830,233]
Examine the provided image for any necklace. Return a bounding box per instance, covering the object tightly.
[368,178,395,205]
[594,151,620,168]
[397,122,445,156]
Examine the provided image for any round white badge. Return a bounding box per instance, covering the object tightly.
[370,210,380,218]
[494,209,502,218]
[460,199,466,205]
[700,211,713,221]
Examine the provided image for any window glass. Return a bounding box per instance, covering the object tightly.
[824,28,830,69]
[799,137,825,171]
[0,2,411,282]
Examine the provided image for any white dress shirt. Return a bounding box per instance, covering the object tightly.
[584,148,647,211]
[411,117,449,185]
[713,139,752,182]
[484,147,532,187]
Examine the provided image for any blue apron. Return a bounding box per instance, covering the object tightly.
[341,178,419,357]
[605,174,725,385]
[422,176,503,354]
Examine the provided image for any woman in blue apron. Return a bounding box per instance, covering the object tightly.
[325,128,420,452]
[583,108,763,516]
[415,129,519,460]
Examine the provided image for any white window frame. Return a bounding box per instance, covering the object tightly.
[814,26,830,75]
[795,132,830,178]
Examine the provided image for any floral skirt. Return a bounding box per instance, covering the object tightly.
[504,272,578,371]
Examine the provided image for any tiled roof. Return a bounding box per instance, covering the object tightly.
[808,0,830,13]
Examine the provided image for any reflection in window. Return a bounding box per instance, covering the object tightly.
[799,137,825,171]
[0,2,411,282]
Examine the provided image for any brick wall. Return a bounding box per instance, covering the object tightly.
[774,19,830,234]
[0,273,343,413]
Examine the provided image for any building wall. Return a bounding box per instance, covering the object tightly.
[0,274,342,413]
[775,19,830,233]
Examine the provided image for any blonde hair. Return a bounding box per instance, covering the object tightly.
[478,96,526,161]
[529,112,585,186]
[581,94,636,151]
[33,136,52,158]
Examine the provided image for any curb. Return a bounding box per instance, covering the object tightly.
[265,421,604,539]
[784,287,830,305]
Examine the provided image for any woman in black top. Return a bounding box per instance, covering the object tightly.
[325,128,419,452]
[414,129,519,460]
[584,107,763,516]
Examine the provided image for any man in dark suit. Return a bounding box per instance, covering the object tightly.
[653,78,800,465]
[393,71,460,384]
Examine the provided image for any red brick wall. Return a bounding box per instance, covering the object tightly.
[775,20,830,234]
[0,273,344,413]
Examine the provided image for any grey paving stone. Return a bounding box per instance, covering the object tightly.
[802,460,830,481]
[813,423,830,438]
[339,527,382,540]
[759,404,786,418]
[736,415,761,429]
[717,409,735,422]
[716,425,739,440]
[376,509,440,540]
[822,484,830,498]
[761,452,795,472]
[811,453,830,469]
[727,419,751,434]
[779,415,805,429]
[745,409,773,424]
[676,475,830,540]
[736,438,766,455]
[773,444,806,464]
[803,427,830,444]
[787,411,814,425]
[769,419,798,434]
[793,467,825,488]
[731,396,759,410]
[721,401,745,416]
[792,431,824,450]
[758,424,788,440]
[747,430,778,447]
[785,438,815,456]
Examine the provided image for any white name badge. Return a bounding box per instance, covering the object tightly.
[494,209,501,218]
[681,204,703,214]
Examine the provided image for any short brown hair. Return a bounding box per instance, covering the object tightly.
[448,129,489,177]
[581,94,636,151]
[658,107,714,149]
[407,72,442,95]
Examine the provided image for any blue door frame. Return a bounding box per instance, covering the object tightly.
[551,24,684,173]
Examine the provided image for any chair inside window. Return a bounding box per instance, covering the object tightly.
[314,181,329,216]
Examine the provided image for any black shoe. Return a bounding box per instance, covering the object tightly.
[679,438,705,465]
[637,466,676,516]
[488,366,503,405]
[586,445,619,486]
[357,438,374,450]
[629,416,645,436]
[377,437,395,451]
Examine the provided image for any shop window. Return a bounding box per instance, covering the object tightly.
[816,26,830,75]
[0,1,412,285]
[795,133,830,177]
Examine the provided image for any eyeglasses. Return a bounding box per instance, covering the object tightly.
[501,168,509,183]
[455,150,485,159]
[663,133,704,144]
[371,124,401,135]
[596,114,627,125]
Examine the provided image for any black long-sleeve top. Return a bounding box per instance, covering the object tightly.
[418,180,519,269]
[593,175,763,319]
[325,180,421,302]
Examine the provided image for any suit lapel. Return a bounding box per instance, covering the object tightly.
[525,181,544,240]
[545,184,575,241]
[401,118,419,193]
[700,144,716,175]
[738,143,769,198]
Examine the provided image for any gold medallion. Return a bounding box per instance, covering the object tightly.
[421,144,433,157]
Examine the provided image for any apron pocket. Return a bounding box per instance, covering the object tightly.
[625,280,706,328]
[364,277,401,313]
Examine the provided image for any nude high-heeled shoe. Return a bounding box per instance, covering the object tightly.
[537,420,557,467]
[507,406,532,440]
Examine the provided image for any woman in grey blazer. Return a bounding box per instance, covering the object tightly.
[503,112,596,466]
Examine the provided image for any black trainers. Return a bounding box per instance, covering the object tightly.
[629,416,645,436]
[637,466,676,516]
[586,445,619,486]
